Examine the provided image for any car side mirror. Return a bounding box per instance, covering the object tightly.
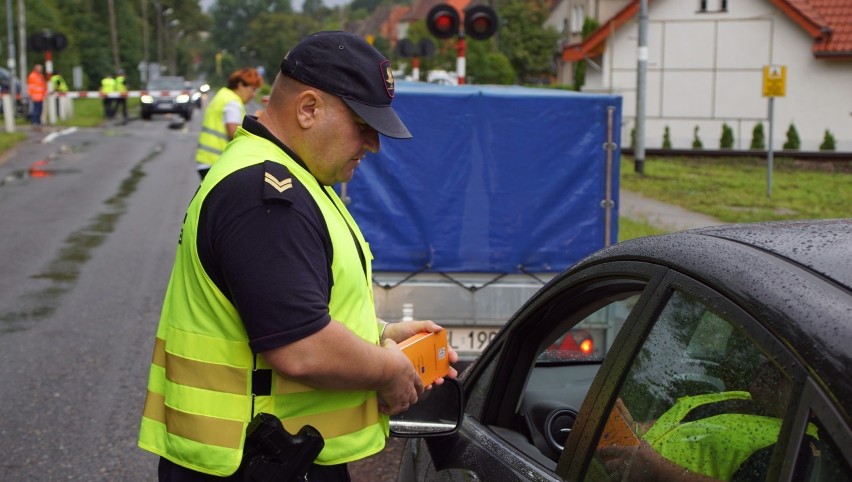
[390,378,463,437]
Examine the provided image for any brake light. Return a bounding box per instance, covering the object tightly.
[579,338,594,355]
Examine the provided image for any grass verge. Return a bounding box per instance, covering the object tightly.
[620,156,851,223]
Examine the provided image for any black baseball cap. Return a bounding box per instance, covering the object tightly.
[280,31,412,139]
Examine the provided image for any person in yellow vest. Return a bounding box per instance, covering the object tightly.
[49,71,70,119]
[100,73,116,119]
[50,71,69,93]
[195,67,263,179]
[114,69,128,123]
[599,362,820,481]
[138,31,457,481]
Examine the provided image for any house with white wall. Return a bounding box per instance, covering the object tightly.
[551,0,852,151]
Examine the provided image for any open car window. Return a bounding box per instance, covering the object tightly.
[536,295,638,364]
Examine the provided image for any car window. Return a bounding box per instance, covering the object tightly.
[583,290,792,482]
[793,413,852,481]
[147,77,186,90]
[537,295,637,363]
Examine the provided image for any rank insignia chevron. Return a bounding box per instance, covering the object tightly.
[264,172,293,193]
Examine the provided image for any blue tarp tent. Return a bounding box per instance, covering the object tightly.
[342,82,622,274]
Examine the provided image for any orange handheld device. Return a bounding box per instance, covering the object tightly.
[596,405,641,449]
[398,330,451,386]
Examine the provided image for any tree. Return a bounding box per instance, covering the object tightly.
[819,129,836,151]
[210,0,293,66]
[783,123,801,150]
[498,0,560,84]
[465,38,516,85]
[303,0,332,19]
[246,11,321,82]
[662,126,672,149]
[692,126,703,149]
[572,17,600,90]
[750,123,765,150]
[720,123,734,149]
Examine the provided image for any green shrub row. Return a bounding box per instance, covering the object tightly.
[632,124,838,151]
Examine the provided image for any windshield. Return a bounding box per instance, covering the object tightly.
[146,77,187,90]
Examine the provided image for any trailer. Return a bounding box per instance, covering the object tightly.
[341,82,623,359]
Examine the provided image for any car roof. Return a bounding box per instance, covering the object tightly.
[576,218,852,418]
[690,219,852,289]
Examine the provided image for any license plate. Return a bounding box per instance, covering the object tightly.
[447,327,500,354]
[157,102,173,109]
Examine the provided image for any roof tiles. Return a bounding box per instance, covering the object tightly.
[563,0,852,60]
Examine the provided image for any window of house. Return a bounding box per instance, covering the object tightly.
[571,5,584,34]
[699,0,727,13]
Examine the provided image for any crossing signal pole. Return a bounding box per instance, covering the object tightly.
[426,3,498,85]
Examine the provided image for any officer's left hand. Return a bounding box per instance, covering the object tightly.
[382,320,459,387]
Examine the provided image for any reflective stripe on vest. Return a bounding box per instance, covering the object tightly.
[195,87,243,166]
[139,127,386,476]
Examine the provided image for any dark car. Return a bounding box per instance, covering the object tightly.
[140,75,193,121]
[394,219,852,481]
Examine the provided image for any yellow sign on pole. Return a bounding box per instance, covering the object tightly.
[762,65,786,97]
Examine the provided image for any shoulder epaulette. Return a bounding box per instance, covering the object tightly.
[262,160,298,205]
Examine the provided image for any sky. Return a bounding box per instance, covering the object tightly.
[198,0,349,14]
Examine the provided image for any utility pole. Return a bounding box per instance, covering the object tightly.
[5,0,15,100]
[634,0,648,175]
[157,4,163,70]
[108,0,120,71]
[16,0,26,104]
[141,0,149,82]
[5,0,15,132]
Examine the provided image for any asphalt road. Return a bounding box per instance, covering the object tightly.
[0,114,199,480]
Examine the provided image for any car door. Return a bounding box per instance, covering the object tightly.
[562,270,852,481]
[400,261,667,481]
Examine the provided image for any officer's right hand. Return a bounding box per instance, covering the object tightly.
[377,338,423,415]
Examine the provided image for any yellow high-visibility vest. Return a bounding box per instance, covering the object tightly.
[139,127,386,476]
[195,87,243,166]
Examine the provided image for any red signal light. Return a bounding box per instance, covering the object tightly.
[427,4,460,39]
[464,5,498,41]
[435,15,453,31]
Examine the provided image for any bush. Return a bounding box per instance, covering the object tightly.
[750,123,765,150]
[720,123,734,149]
[692,126,703,149]
[630,127,635,149]
[783,123,800,150]
[820,129,836,151]
[572,17,600,90]
[662,126,672,149]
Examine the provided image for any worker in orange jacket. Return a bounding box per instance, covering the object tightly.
[27,63,47,126]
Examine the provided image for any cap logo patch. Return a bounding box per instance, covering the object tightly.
[380,60,395,98]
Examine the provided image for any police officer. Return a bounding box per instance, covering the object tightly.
[114,69,128,123]
[139,32,458,481]
[50,71,69,93]
[194,68,262,179]
[100,73,116,119]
